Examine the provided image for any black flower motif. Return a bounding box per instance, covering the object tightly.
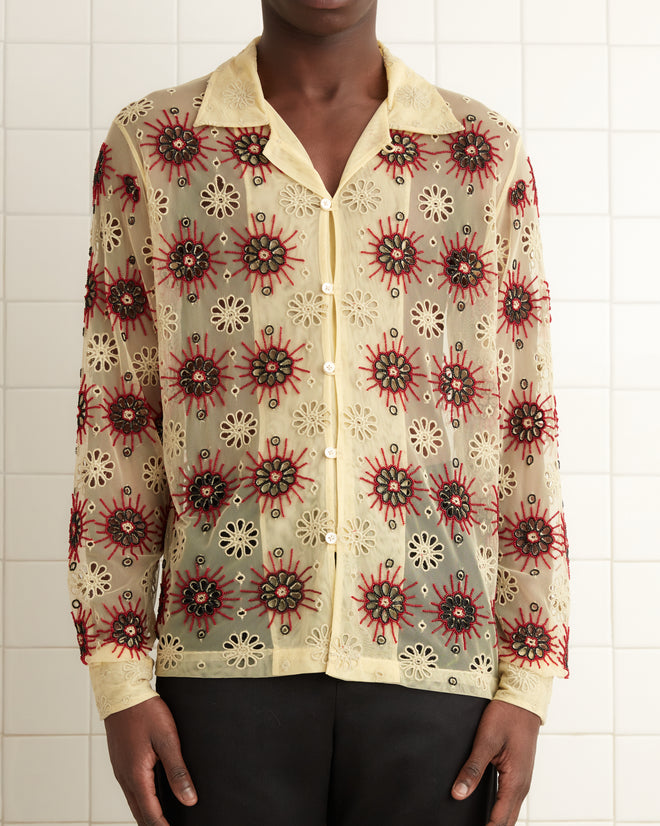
[504,285,532,324]
[243,235,286,274]
[122,174,140,204]
[178,356,220,397]
[188,472,228,513]
[168,241,210,283]
[439,593,477,632]
[444,247,485,289]
[111,610,145,650]
[181,576,223,619]
[108,279,147,320]
[509,402,545,444]
[374,351,412,394]
[440,365,475,407]
[234,132,269,167]
[509,179,527,208]
[451,131,493,172]
[158,125,200,165]
[74,618,90,660]
[511,622,551,661]
[514,518,553,557]
[255,458,296,496]
[69,509,82,554]
[437,481,471,522]
[77,390,88,432]
[107,507,147,547]
[93,143,110,204]
[84,267,98,314]
[260,571,304,612]
[375,465,413,507]
[380,133,419,167]
[251,348,293,387]
[377,233,417,274]
[365,580,405,624]
[109,394,150,435]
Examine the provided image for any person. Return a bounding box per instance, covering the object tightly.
[67,1,570,824]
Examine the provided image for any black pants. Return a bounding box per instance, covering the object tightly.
[154,673,497,825]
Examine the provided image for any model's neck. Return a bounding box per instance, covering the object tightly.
[257,8,385,105]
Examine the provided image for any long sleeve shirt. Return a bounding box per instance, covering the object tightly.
[68,37,570,723]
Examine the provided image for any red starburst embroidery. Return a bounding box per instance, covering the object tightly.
[218,126,272,180]
[500,501,566,571]
[163,334,232,416]
[359,332,421,411]
[360,448,426,526]
[243,548,320,631]
[116,173,141,213]
[425,573,490,649]
[241,439,313,517]
[499,607,561,669]
[141,109,212,183]
[173,451,239,526]
[72,604,97,664]
[429,346,487,423]
[237,327,309,405]
[436,231,496,305]
[84,255,105,327]
[429,463,483,539]
[353,562,420,643]
[69,492,91,566]
[92,142,115,206]
[497,270,546,341]
[100,379,158,450]
[502,385,557,459]
[94,492,159,560]
[439,120,503,188]
[100,597,151,658]
[154,221,224,298]
[527,157,540,215]
[230,214,304,295]
[172,562,237,632]
[104,260,152,337]
[76,375,101,445]
[373,131,439,179]
[362,217,430,293]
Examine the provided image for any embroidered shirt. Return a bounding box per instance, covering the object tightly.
[68,38,570,723]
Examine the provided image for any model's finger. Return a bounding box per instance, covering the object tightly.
[154,731,198,806]
[451,733,499,800]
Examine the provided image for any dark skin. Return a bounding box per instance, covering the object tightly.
[104,3,542,825]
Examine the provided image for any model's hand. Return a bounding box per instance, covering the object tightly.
[451,699,540,826]
[104,696,197,826]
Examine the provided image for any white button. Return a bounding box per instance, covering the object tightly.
[321,281,334,294]
[320,197,332,211]
[323,361,336,374]
[324,447,337,459]
[325,532,337,544]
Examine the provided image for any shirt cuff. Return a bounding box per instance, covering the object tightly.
[89,659,159,720]
[493,662,554,724]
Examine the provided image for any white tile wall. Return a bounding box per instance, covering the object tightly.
[3,2,659,825]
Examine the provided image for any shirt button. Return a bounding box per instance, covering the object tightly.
[320,197,332,211]
[323,361,336,375]
[324,447,337,459]
[325,532,337,544]
[321,282,334,294]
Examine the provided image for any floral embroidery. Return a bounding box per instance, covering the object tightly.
[418,185,454,223]
[217,518,259,558]
[200,174,240,218]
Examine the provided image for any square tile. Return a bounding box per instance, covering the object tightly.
[611,47,660,131]
[561,474,610,560]
[378,0,435,41]
[552,300,609,388]
[525,130,609,215]
[5,216,90,301]
[5,44,90,129]
[6,474,73,561]
[615,650,660,734]
[6,388,78,474]
[178,0,262,42]
[524,45,608,129]
[437,44,522,128]
[3,736,89,821]
[609,0,660,44]
[613,304,660,389]
[92,0,176,42]
[613,219,660,301]
[544,647,613,734]
[612,132,660,217]
[177,44,239,84]
[553,388,610,474]
[91,735,137,822]
[436,0,521,41]
[6,302,83,387]
[613,562,660,648]
[92,43,178,130]
[569,560,611,647]
[527,734,613,820]
[612,390,660,474]
[5,561,76,647]
[541,216,610,302]
[615,737,660,821]
[6,0,90,41]
[6,130,90,215]
[613,476,660,561]
[4,648,90,734]
[523,0,607,42]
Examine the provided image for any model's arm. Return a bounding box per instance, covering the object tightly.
[453,136,570,825]
[68,119,196,823]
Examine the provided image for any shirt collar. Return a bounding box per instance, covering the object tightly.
[194,36,462,136]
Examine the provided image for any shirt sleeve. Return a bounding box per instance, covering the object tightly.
[68,118,167,719]
[491,137,570,723]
